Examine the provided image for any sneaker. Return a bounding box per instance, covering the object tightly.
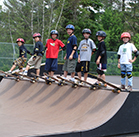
[69,78,75,82]
[127,86,132,91]
[7,70,12,74]
[23,71,28,76]
[121,85,125,89]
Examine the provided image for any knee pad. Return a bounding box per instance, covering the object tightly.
[96,69,104,75]
[121,71,126,78]
[127,71,132,79]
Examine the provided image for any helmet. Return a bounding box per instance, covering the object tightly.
[121,32,131,40]
[96,31,106,38]
[33,33,41,38]
[66,24,75,30]
[16,38,25,43]
[50,30,58,36]
[82,28,91,34]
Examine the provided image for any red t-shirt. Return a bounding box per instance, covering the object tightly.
[45,39,65,58]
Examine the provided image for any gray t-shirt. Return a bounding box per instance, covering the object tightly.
[78,38,96,61]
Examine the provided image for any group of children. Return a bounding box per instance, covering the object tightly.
[7,24,138,91]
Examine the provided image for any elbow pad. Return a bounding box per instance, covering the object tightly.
[134,51,139,57]
[100,51,105,56]
[62,46,66,51]
[35,48,39,53]
[118,55,120,59]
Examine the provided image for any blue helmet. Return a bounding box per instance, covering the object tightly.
[50,30,58,36]
[66,24,75,30]
[96,31,106,38]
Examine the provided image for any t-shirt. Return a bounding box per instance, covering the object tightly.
[45,39,65,58]
[66,35,78,59]
[95,41,107,64]
[19,45,31,58]
[78,38,96,61]
[117,42,137,64]
[33,41,44,57]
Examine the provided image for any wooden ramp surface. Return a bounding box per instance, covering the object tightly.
[0,78,129,137]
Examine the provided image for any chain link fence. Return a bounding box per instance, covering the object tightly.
[0,42,139,76]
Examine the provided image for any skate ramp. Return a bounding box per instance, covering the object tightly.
[0,78,129,137]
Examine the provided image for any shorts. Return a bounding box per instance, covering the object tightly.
[27,56,42,69]
[75,61,90,73]
[120,64,132,72]
[13,57,27,69]
[97,63,107,72]
[45,58,58,72]
[63,59,76,73]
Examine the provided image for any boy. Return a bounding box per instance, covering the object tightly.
[63,24,78,82]
[76,28,96,84]
[45,30,65,77]
[95,31,107,84]
[8,38,32,74]
[23,33,44,80]
[117,32,138,91]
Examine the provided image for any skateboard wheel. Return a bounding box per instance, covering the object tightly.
[117,90,121,93]
[49,82,52,85]
[98,83,101,86]
[112,89,115,93]
[61,83,63,86]
[104,83,107,87]
[15,78,19,82]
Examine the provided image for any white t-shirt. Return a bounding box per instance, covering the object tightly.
[117,42,137,64]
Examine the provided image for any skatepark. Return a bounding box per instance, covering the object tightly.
[0,67,139,137]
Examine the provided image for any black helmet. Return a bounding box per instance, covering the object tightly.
[50,30,58,36]
[96,31,106,38]
[82,28,91,34]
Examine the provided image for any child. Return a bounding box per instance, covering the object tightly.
[95,31,107,84]
[117,32,138,91]
[63,24,78,82]
[75,28,96,84]
[23,33,44,80]
[45,30,65,77]
[8,38,32,74]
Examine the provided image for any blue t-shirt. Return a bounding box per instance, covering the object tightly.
[66,35,78,59]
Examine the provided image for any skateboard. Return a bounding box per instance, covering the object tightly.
[56,76,88,88]
[57,76,78,87]
[43,72,65,85]
[0,70,20,81]
[75,77,98,90]
[15,72,36,83]
[31,72,52,85]
[89,73,125,93]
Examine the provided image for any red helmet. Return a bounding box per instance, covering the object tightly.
[33,33,41,38]
[16,38,25,43]
[121,32,131,40]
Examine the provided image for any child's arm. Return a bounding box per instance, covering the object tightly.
[129,50,139,63]
[69,45,77,60]
[78,54,80,63]
[96,56,101,65]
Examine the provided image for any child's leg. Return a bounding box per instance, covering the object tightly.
[101,73,105,81]
[84,73,88,81]
[36,69,40,76]
[10,64,16,72]
[126,64,133,89]
[120,64,126,87]
[50,71,54,77]
[64,71,68,78]
[75,62,81,79]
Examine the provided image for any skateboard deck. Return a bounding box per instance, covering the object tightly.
[43,72,60,83]
[56,76,88,88]
[75,77,98,90]
[0,70,20,81]
[15,72,36,83]
[89,73,128,93]
[31,72,52,85]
